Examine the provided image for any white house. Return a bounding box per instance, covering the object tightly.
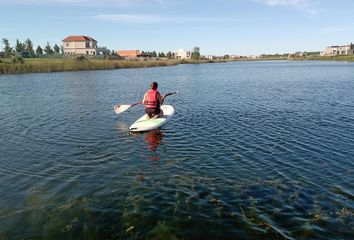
[321,43,354,56]
[62,36,98,55]
[172,49,191,59]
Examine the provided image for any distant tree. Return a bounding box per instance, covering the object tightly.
[152,51,157,57]
[166,51,172,59]
[36,45,43,55]
[2,38,13,57]
[24,38,34,56]
[44,42,54,54]
[223,54,230,59]
[158,52,166,58]
[102,48,111,56]
[306,51,320,56]
[53,44,60,54]
[15,39,25,53]
[191,47,200,60]
[61,46,64,54]
[140,51,151,57]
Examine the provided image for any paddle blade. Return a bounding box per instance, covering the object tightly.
[114,104,131,114]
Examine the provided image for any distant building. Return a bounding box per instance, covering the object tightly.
[288,51,307,58]
[230,55,240,59]
[172,49,191,59]
[116,50,141,59]
[248,55,259,59]
[62,36,98,55]
[321,43,354,56]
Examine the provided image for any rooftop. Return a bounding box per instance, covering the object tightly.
[62,36,97,42]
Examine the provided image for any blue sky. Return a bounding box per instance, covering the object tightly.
[0,0,353,55]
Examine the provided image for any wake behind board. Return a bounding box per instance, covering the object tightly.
[129,105,175,132]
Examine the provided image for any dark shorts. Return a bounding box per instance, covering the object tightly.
[145,107,161,116]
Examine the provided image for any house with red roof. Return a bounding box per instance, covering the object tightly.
[62,36,98,55]
[116,50,142,59]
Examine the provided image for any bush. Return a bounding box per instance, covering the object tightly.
[105,55,122,60]
[11,56,24,64]
[75,55,86,61]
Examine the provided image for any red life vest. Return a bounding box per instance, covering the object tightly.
[144,89,160,108]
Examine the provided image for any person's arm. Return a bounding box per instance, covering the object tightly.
[157,92,164,105]
[142,93,147,104]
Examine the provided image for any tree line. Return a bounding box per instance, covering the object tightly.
[1,38,201,60]
[1,38,62,58]
[141,51,172,58]
[141,47,200,60]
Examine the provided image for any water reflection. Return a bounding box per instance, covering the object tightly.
[115,121,129,131]
[144,130,164,160]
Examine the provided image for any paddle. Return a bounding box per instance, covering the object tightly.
[162,90,178,101]
[114,91,178,115]
[114,101,142,115]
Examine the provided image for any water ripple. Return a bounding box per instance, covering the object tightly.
[1,62,354,239]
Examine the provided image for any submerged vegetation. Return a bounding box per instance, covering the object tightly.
[2,170,352,239]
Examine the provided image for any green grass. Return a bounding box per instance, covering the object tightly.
[0,57,180,74]
[290,54,354,62]
[0,57,244,74]
[307,55,354,61]
[1,54,354,74]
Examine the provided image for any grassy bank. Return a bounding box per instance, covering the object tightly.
[1,55,354,74]
[290,55,354,62]
[0,57,234,75]
[0,57,180,74]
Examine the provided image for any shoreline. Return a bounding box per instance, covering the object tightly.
[0,58,181,75]
[1,56,353,75]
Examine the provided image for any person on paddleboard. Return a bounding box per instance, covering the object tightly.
[143,82,164,119]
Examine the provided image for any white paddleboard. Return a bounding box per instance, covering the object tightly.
[129,105,175,132]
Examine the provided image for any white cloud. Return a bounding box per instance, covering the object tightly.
[258,0,309,6]
[0,0,163,7]
[94,14,165,23]
[93,14,233,24]
[254,0,319,15]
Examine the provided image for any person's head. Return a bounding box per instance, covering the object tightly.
[150,82,158,90]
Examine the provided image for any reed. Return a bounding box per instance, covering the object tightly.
[0,58,180,74]
[2,55,353,75]
[291,55,354,62]
[311,55,354,61]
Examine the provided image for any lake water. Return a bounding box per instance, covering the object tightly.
[0,61,353,239]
